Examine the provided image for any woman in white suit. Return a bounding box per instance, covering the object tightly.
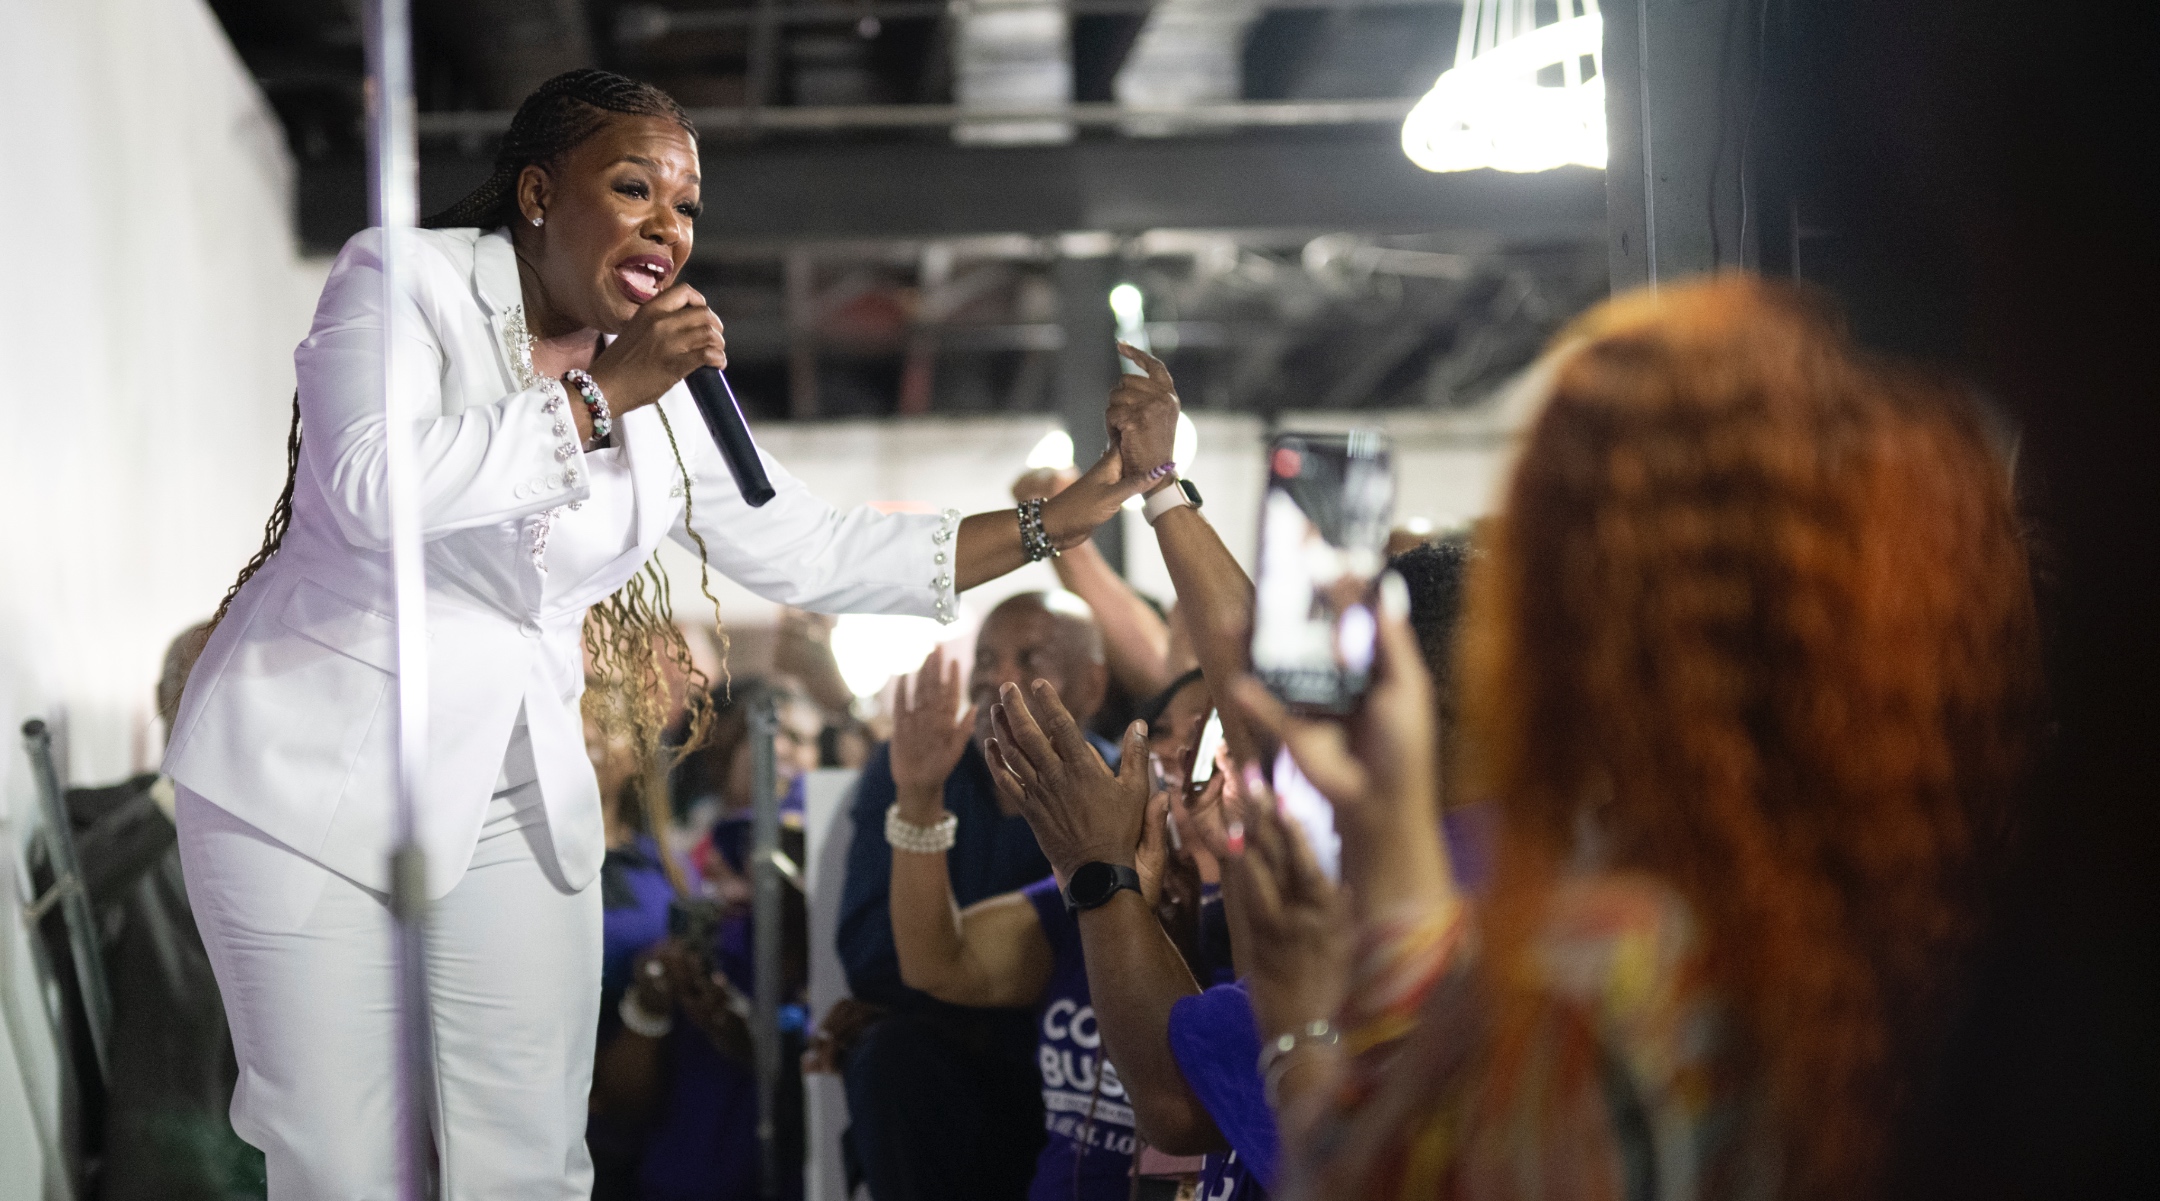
[165,69,1181,1199]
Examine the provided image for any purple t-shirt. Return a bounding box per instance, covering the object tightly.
[1022,875,1139,1201]
[1168,981,1274,1199]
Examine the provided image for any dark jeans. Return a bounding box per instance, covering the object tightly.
[842,1010,1046,1201]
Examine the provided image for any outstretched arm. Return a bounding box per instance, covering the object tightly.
[954,344,1184,592]
[886,647,1056,1007]
[1015,466,1178,699]
[1117,347,1262,767]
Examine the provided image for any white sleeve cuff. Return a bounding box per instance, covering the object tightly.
[524,378,590,573]
[930,508,962,624]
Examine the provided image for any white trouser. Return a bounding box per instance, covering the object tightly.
[176,780,600,1200]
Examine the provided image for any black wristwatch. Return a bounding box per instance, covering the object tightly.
[1064,862,1143,914]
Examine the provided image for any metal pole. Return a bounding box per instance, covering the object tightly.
[20,720,112,1083]
[749,695,784,1199]
[361,2,434,1197]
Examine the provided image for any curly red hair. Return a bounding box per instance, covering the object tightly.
[1459,277,2041,1198]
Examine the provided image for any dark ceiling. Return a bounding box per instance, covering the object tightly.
[208,0,1610,422]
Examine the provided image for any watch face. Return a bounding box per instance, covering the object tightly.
[1178,477,1202,508]
[1068,861,1122,907]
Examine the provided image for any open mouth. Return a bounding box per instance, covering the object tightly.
[613,255,672,303]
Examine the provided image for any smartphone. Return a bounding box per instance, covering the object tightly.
[1187,710,1225,786]
[1249,431,1396,714]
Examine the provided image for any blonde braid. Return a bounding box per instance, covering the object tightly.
[580,403,730,897]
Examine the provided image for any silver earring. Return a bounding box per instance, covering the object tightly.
[531,216,543,227]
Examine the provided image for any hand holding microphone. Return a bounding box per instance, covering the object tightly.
[587,282,729,415]
[588,282,775,507]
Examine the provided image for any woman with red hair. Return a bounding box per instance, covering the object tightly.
[1226,277,2042,1201]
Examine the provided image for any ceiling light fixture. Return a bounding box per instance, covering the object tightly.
[1401,0,1607,174]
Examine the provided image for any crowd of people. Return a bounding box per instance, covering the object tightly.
[84,274,2037,1200]
[575,275,2040,1201]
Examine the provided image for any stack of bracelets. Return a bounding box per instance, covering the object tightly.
[563,368,613,449]
[1017,497,1058,562]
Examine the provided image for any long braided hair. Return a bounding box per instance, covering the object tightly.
[214,70,725,889]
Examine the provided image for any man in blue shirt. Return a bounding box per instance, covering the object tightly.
[835,592,1116,1201]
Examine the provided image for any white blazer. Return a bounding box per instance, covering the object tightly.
[167,227,956,898]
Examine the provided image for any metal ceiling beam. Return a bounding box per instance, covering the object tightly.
[297,131,1606,252]
[415,96,1411,136]
[614,0,1454,39]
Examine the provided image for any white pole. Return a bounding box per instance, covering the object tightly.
[360,2,434,1196]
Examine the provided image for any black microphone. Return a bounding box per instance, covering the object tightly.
[683,366,777,508]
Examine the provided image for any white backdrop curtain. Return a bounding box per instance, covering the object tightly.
[0,2,325,1194]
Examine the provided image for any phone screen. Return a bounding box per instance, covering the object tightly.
[1272,747,1342,884]
[1249,431,1395,714]
[1187,711,1225,785]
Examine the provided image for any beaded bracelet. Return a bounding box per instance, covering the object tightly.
[563,368,613,448]
[1018,497,1059,562]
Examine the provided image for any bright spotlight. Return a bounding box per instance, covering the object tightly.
[1108,283,1144,324]
[1026,428,1076,471]
[1401,0,1606,174]
[1109,283,1151,355]
[830,614,947,698]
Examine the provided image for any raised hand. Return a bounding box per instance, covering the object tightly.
[1221,769,1351,1043]
[1108,343,1182,489]
[587,281,728,414]
[982,678,1151,881]
[1225,572,1439,837]
[1224,572,1456,920]
[889,646,975,811]
[1036,345,1184,548]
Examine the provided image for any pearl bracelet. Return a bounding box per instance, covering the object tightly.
[885,804,958,854]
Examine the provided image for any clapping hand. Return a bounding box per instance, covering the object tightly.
[890,646,975,817]
[983,679,1152,883]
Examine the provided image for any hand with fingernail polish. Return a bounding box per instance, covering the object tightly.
[1107,343,1184,500]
